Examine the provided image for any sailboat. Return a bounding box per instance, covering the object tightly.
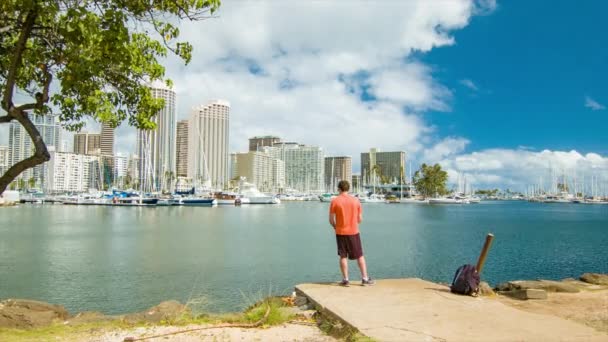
[182,121,216,206]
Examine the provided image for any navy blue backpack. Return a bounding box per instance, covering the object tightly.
[450,264,480,295]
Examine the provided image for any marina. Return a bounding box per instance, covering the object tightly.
[1,201,606,316]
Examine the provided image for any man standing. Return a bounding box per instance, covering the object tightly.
[329,180,375,286]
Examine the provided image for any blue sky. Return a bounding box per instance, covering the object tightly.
[423,0,607,155]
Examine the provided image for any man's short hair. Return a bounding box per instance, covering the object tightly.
[338,180,350,192]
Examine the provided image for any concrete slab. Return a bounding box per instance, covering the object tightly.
[295,278,607,342]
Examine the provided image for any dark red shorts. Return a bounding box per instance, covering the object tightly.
[336,233,363,260]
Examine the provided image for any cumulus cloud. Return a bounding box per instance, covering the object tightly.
[423,137,471,162]
[108,0,493,163]
[585,96,605,111]
[436,148,608,192]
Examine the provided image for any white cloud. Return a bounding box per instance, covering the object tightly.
[3,1,492,167]
[459,78,479,91]
[423,137,470,162]
[123,0,493,164]
[585,96,605,111]
[436,148,608,192]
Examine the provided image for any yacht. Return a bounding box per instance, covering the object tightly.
[428,195,469,204]
[319,193,337,202]
[359,193,384,203]
[239,182,280,204]
[214,192,249,205]
[181,197,217,206]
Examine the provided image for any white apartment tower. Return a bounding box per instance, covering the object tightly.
[45,148,100,193]
[136,84,177,192]
[233,151,285,192]
[264,143,324,192]
[188,100,230,189]
[0,145,8,176]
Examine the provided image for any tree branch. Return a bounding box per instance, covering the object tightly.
[0,108,50,194]
[0,115,14,123]
[2,7,38,112]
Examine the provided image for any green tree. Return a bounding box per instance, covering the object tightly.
[0,0,220,194]
[413,163,448,198]
[27,177,36,189]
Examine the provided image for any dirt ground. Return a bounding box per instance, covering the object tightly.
[84,323,337,342]
[497,287,608,334]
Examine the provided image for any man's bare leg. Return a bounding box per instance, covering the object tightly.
[339,257,349,280]
[357,256,368,280]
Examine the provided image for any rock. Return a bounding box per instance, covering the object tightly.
[0,299,70,328]
[495,282,512,292]
[478,282,495,296]
[501,289,548,300]
[296,310,316,320]
[494,280,579,293]
[294,296,309,307]
[66,311,112,325]
[123,300,190,324]
[580,273,608,286]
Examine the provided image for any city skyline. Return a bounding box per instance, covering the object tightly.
[2,1,607,190]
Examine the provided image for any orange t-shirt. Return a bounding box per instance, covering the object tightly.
[329,193,361,235]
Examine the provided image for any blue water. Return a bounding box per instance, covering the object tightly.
[0,201,606,315]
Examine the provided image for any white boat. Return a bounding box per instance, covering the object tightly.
[543,192,574,203]
[214,192,249,205]
[181,197,217,206]
[359,194,384,203]
[239,182,280,204]
[393,197,427,204]
[428,196,469,204]
[468,196,482,204]
[319,193,337,202]
[584,197,608,205]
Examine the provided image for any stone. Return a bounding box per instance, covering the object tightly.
[296,310,317,320]
[478,282,495,296]
[66,311,112,325]
[123,300,190,324]
[0,299,70,328]
[502,289,548,300]
[494,280,579,293]
[294,296,309,307]
[580,273,608,286]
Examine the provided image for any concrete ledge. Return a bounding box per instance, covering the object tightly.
[296,278,607,342]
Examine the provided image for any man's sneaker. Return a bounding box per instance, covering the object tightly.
[339,279,350,287]
[362,278,376,286]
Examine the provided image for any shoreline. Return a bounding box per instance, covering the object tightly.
[1,273,607,341]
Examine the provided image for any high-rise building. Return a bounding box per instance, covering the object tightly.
[249,136,281,152]
[127,154,140,185]
[8,113,61,187]
[324,156,352,190]
[351,174,361,192]
[188,100,230,189]
[264,142,324,192]
[100,123,114,156]
[0,145,8,176]
[233,151,285,192]
[45,147,100,193]
[361,148,406,185]
[176,120,189,177]
[137,85,177,192]
[73,132,101,155]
